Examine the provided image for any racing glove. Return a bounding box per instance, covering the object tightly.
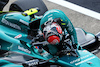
[64,34,79,57]
[72,44,77,49]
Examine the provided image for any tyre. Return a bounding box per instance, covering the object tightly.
[0,0,9,10]
[9,0,48,16]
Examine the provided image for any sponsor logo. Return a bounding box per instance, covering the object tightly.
[28,62,38,66]
[48,17,53,21]
[75,56,95,65]
[14,34,22,39]
[70,54,92,64]
[19,19,29,26]
[83,50,87,52]
[18,45,31,54]
[1,18,21,30]
[25,59,39,66]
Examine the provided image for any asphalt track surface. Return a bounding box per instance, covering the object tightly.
[3,0,100,58]
[65,0,100,13]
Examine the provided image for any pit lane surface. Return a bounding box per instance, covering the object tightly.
[4,0,100,58]
[65,0,100,13]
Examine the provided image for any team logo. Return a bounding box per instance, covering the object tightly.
[14,34,22,39]
[83,50,87,52]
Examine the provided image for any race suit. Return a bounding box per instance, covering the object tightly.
[39,9,78,55]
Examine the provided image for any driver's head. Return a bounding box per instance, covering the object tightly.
[42,21,63,45]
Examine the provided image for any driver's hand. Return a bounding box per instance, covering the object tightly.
[38,35,45,42]
[72,44,77,49]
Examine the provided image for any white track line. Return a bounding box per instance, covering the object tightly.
[48,0,100,20]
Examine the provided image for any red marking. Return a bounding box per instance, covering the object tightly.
[14,34,22,39]
[47,35,60,44]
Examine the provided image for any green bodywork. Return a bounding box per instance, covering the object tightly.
[0,11,100,67]
[40,9,78,45]
[40,9,78,55]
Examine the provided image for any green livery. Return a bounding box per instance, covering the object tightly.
[0,8,100,67]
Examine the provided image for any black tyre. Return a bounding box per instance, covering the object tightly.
[0,0,9,10]
[9,0,48,16]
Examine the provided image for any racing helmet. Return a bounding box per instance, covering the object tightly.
[43,22,63,44]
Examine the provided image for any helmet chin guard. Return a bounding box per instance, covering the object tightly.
[47,35,60,44]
